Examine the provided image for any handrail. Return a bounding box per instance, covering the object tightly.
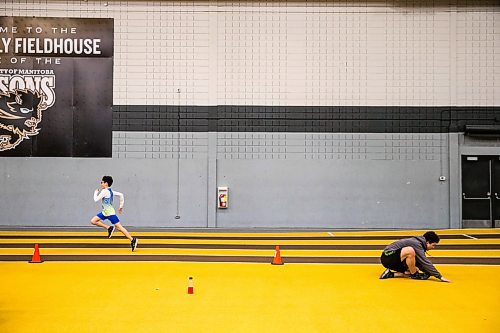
[462,192,490,200]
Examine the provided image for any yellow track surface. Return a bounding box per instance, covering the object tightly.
[1,248,500,257]
[1,229,499,333]
[1,262,498,333]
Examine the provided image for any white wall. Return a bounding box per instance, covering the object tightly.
[2,1,498,107]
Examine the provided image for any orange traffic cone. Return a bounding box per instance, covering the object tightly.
[187,277,194,294]
[29,243,43,263]
[271,245,284,265]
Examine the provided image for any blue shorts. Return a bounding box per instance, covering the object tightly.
[97,212,120,224]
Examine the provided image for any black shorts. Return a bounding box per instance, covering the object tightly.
[380,248,408,273]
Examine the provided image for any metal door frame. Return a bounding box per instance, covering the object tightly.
[461,154,497,228]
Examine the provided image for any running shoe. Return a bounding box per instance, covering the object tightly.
[379,268,394,279]
[107,225,115,239]
[131,237,138,251]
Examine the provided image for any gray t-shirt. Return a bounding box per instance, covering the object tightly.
[384,236,442,279]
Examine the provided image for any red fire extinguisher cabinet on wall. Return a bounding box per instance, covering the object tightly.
[217,187,228,209]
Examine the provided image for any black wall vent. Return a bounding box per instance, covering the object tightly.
[464,125,500,137]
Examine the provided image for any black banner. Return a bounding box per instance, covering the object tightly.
[0,17,113,157]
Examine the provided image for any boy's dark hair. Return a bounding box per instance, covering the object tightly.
[102,175,113,187]
[423,231,440,244]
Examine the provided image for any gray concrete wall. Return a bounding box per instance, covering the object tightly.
[216,159,449,228]
[0,132,460,228]
[0,131,498,229]
[214,132,451,228]
[0,157,208,227]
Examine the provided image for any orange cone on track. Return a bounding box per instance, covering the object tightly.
[29,243,43,263]
[271,245,284,265]
[187,277,194,294]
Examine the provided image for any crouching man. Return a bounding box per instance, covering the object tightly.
[379,231,451,282]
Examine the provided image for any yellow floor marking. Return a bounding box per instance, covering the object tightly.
[330,228,500,236]
[1,228,498,237]
[1,262,498,333]
[0,231,328,237]
[1,238,499,247]
[1,248,499,258]
[438,239,500,245]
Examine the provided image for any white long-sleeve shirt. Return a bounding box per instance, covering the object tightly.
[93,188,124,216]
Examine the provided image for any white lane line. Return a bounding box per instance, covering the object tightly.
[462,234,478,240]
[327,232,335,237]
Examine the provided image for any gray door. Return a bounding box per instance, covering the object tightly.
[462,155,500,228]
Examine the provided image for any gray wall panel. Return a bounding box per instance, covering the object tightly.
[0,157,208,227]
[1,132,495,229]
[215,159,449,229]
[0,132,466,228]
[2,132,489,229]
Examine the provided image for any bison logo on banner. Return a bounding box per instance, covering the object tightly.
[0,71,56,152]
[0,89,48,151]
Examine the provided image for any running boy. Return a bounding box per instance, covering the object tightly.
[90,175,138,251]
